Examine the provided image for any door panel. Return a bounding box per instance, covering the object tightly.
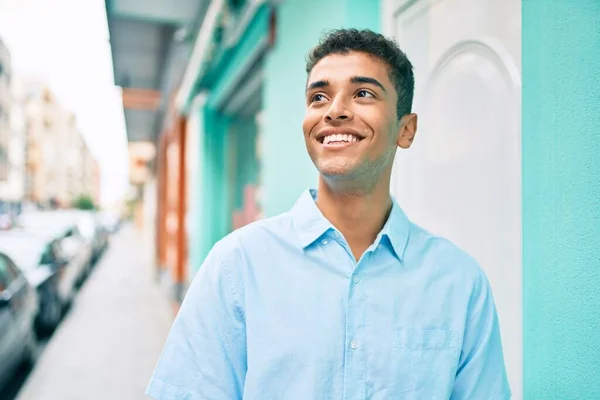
[384,0,522,397]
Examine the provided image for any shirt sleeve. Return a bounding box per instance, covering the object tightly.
[451,269,511,399]
[146,243,247,400]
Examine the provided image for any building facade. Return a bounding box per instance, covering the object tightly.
[22,83,100,208]
[0,39,11,182]
[0,39,26,214]
[82,147,101,206]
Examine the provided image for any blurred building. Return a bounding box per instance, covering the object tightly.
[127,141,156,228]
[22,83,100,208]
[83,146,101,206]
[106,1,600,398]
[66,114,101,206]
[0,38,26,214]
[0,38,10,182]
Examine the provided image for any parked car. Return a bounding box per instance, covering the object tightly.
[70,210,109,265]
[0,231,66,334]
[57,224,94,289]
[97,211,121,234]
[0,252,38,391]
[17,211,94,289]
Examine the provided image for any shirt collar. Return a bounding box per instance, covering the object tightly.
[290,189,333,248]
[289,189,410,260]
[378,197,410,260]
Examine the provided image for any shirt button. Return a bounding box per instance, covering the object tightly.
[353,276,360,284]
[350,340,358,350]
[322,239,328,245]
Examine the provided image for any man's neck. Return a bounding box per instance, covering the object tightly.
[315,177,393,261]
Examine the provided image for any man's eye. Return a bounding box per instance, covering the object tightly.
[311,93,326,102]
[356,90,374,98]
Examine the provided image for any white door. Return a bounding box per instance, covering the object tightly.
[383,0,522,397]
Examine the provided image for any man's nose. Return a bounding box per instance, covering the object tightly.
[325,97,353,121]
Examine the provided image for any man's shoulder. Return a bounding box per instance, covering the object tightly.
[197,212,296,282]
[407,221,486,283]
[211,211,296,256]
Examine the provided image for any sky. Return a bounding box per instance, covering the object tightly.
[0,0,129,206]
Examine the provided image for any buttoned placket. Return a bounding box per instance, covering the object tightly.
[320,231,383,399]
[340,238,379,400]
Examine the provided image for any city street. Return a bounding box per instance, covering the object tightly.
[9,224,174,400]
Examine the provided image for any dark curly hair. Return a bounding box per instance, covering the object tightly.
[306,28,414,119]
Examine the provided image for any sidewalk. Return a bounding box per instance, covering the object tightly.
[17,224,174,400]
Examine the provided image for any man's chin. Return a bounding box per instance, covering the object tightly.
[317,165,358,179]
[313,158,363,181]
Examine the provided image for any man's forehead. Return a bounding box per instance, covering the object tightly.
[308,52,390,82]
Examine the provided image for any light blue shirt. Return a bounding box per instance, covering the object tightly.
[147,189,511,399]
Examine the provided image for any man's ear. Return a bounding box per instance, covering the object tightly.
[397,113,418,149]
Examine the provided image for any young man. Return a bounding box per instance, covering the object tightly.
[147,29,511,399]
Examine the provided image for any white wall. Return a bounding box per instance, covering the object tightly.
[383,0,522,397]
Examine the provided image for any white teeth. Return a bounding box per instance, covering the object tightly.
[323,133,360,144]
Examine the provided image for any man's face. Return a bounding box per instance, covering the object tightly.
[303,51,415,190]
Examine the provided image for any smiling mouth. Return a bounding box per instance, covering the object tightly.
[318,133,363,145]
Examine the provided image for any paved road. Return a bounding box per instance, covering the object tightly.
[15,224,174,400]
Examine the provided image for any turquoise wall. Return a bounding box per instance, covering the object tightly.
[187,5,271,272]
[262,0,380,216]
[229,118,259,210]
[188,111,260,276]
[193,107,230,268]
[185,105,204,281]
[522,1,600,398]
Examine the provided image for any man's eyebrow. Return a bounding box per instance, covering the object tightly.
[306,79,329,92]
[306,77,387,92]
[351,76,387,92]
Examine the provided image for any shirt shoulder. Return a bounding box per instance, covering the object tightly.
[405,221,487,285]
[209,211,298,265]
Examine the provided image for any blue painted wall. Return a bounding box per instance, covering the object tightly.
[522,1,600,398]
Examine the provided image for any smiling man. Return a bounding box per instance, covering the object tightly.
[147,29,511,400]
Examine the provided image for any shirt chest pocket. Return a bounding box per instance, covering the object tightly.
[390,329,460,399]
